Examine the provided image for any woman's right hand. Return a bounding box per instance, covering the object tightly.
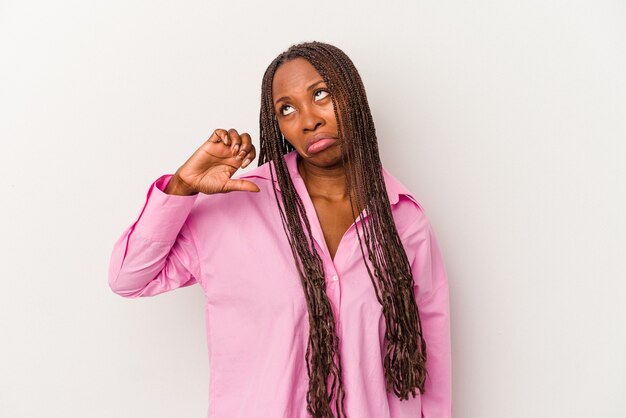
[165,128,260,196]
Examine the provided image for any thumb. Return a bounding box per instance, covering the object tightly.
[222,179,261,193]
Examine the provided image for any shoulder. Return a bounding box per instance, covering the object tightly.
[234,159,283,193]
[381,166,430,235]
[236,159,275,182]
[189,160,277,215]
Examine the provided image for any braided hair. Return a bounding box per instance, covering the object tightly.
[258,41,427,418]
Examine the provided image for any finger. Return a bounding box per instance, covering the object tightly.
[229,129,243,156]
[208,128,229,143]
[207,129,220,142]
[236,133,253,161]
[225,128,241,147]
[241,144,257,168]
[222,179,260,193]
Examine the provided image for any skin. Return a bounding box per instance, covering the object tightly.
[166,57,358,260]
[272,57,359,259]
[165,127,259,196]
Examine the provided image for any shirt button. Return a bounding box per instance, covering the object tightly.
[332,275,338,281]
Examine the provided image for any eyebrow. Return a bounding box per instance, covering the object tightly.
[274,80,326,107]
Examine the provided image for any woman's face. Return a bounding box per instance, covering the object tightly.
[272,57,343,167]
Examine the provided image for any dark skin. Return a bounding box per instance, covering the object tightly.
[272,57,358,260]
[165,57,357,260]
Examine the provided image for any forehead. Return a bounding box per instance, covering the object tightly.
[272,57,323,100]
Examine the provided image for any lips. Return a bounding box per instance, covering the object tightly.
[305,133,338,155]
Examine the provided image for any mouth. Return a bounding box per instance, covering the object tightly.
[305,133,338,155]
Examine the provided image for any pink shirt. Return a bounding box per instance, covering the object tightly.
[108,150,452,418]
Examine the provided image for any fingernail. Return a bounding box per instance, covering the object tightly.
[233,144,239,153]
[237,150,246,160]
[242,158,251,167]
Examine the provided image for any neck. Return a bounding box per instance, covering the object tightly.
[296,155,349,201]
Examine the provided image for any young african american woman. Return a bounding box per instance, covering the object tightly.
[109,41,451,418]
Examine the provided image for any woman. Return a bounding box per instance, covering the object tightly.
[109,41,451,418]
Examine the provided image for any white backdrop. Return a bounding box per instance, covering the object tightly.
[1,1,624,417]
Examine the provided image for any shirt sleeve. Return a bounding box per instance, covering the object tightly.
[402,203,452,418]
[108,174,201,298]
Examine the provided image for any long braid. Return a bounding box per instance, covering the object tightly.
[258,41,427,417]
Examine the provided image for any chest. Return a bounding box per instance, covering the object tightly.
[310,197,358,261]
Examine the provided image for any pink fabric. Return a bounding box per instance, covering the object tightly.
[108,150,452,418]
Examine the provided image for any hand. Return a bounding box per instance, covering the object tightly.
[166,128,259,195]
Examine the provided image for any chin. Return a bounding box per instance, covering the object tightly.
[301,144,345,167]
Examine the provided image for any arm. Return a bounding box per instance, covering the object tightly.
[108,174,201,298]
[405,207,452,418]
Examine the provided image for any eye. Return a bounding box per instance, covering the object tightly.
[280,104,295,116]
[314,89,330,101]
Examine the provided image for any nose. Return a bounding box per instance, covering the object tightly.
[301,105,324,132]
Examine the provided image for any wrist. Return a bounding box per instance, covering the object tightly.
[164,174,198,196]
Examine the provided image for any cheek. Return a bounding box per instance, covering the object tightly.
[327,108,343,130]
[277,120,292,137]
[322,105,340,126]
[277,121,297,147]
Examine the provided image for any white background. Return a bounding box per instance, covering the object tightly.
[1,1,624,417]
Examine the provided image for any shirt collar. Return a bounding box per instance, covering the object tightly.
[239,150,414,205]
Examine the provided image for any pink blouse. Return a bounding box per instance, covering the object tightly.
[108,150,452,418]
